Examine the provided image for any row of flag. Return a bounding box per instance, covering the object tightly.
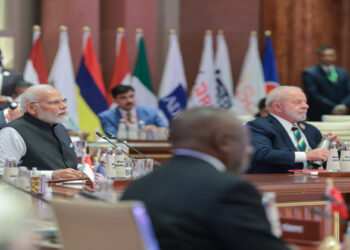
[22,26,280,140]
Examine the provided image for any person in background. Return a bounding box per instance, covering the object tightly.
[0,85,82,180]
[98,85,167,136]
[255,97,269,118]
[246,86,341,174]
[121,107,289,250]
[0,80,33,127]
[303,45,350,121]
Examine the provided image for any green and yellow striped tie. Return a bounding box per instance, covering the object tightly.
[291,124,310,152]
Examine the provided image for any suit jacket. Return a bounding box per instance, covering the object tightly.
[1,70,23,96]
[0,110,6,128]
[246,114,322,174]
[303,64,350,121]
[121,155,289,250]
[98,106,167,135]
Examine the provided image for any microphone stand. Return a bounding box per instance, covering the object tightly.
[105,131,149,159]
[95,131,134,159]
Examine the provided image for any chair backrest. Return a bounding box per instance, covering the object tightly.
[308,121,350,143]
[51,199,159,250]
[238,115,255,123]
[321,115,350,122]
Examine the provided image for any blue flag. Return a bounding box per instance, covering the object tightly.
[262,35,279,94]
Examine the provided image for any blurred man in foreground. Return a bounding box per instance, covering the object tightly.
[303,45,350,121]
[0,85,81,180]
[246,86,341,174]
[121,108,289,250]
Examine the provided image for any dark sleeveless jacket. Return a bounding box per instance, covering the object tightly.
[6,113,78,170]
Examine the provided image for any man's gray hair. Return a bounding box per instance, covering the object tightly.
[265,86,303,107]
[20,85,54,112]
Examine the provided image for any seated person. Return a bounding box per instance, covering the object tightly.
[0,85,82,180]
[255,97,269,118]
[121,108,289,250]
[0,80,33,127]
[98,85,167,136]
[0,67,24,110]
[246,86,340,174]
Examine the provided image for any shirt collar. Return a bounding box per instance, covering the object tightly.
[118,107,136,117]
[270,113,294,131]
[173,148,226,172]
[321,64,335,73]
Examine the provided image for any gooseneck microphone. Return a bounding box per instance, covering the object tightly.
[105,131,149,159]
[95,131,134,159]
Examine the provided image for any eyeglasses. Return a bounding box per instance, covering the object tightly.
[31,98,68,106]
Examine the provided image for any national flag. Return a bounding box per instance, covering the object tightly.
[76,27,108,114]
[76,84,103,141]
[232,31,265,115]
[48,26,79,131]
[188,30,216,108]
[107,27,131,105]
[81,154,95,183]
[325,179,349,220]
[158,29,187,122]
[23,25,48,84]
[130,29,158,108]
[262,30,279,94]
[94,163,106,183]
[215,30,234,109]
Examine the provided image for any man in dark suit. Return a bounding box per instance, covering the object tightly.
[121,108,289,250]
[246,86,340,174]
[303,45,350,121]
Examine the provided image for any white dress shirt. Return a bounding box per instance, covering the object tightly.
[0,127,53,179]
[270,114,309,164]
[173,148,226,172]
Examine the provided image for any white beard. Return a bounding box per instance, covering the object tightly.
[37,109,68,124]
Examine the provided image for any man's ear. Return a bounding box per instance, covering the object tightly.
[212,130,231,154]
[25,103,37,116]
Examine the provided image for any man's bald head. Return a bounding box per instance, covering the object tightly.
[170,108,252,173]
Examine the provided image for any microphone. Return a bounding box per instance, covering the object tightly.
[105,131,149,160]
[0,178,49,204]
[95,131,134,159]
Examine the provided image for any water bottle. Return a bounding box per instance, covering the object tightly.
[138,120,147,140]
[340,142,350,171]
[128,121,139,140]
[311,135,332,168]
[118,118,128,140]
[326,142,340,171]
[114,146,126,178]
[18,167,30,191]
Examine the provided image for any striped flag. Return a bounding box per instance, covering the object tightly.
[232,31,265,115]
[215,30,234,109]
[131,29,158,108]
[188,30,216,108]
[262,31,279,94]
[76,27,108,115]
[82,154,95,183]
[24,25,48,84]
[49,26,79,131]
[158,30,187,122]
[108,27,131,105]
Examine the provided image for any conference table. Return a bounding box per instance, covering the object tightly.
[5,139,350,250]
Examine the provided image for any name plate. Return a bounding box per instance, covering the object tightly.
[280,218,322,242]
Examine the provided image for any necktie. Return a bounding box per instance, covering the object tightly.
[291,124,310,152]
[327,67,338,83]
[126,112,132,123]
